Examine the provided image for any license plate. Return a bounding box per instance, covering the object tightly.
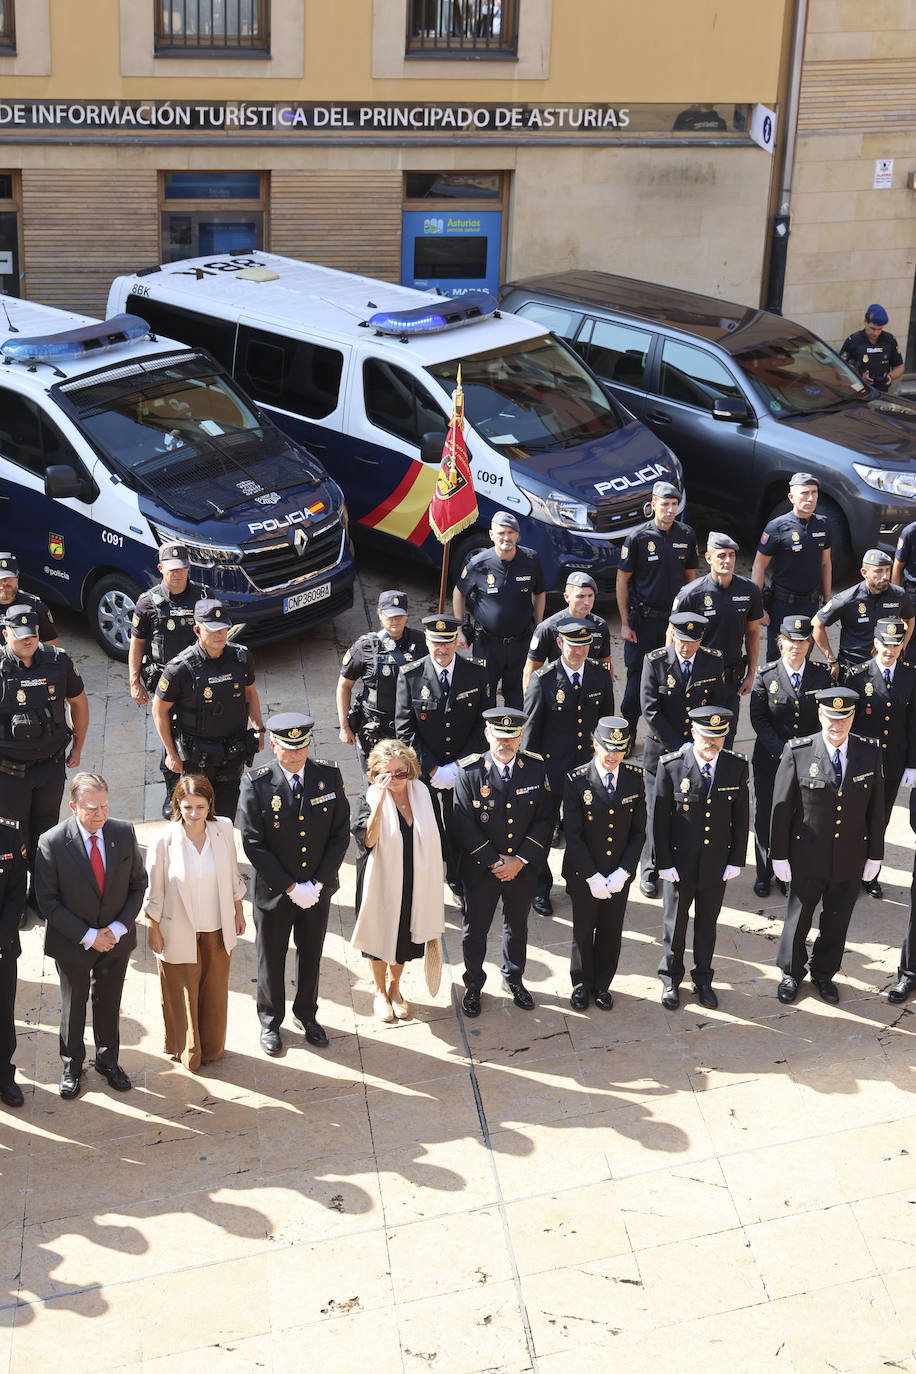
[284,582,331,613]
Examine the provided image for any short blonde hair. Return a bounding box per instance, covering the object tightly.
[366,738,420,785]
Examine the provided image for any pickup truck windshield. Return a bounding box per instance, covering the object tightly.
[427,337,620,454]
[733,333,869,416]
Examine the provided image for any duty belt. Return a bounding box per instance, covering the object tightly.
[772,586,819,606]
[475,628,527,644]
[637,602,670,619]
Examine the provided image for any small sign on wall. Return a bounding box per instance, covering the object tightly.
[874,158,894,189]
[749,103,777,153]
[0,251,12,273]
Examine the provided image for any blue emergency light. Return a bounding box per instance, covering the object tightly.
[364,291,497,337]
[0,313,151,364]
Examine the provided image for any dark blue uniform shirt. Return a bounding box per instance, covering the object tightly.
[457,546,545,636]
[757,512,830,596]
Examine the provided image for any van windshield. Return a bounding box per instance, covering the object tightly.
[427,337,621,453]
[732,332,870,416]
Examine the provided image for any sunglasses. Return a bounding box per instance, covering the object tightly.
[386,770,409,780]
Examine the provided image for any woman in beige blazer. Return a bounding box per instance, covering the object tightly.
[144,774,246,1071]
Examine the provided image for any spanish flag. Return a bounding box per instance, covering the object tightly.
[429,366,478,544]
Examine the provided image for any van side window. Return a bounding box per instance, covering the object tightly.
[659,339,742,410]
[236,327,344,420]
[363,358,446,450]
[515,301,582,342]
[125,293,237,370]
[0,389,80,478]
[578,319,653,389]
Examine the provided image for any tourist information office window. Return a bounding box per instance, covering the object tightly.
[160,171,267,262]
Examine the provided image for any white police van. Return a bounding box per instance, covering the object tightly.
[107,252,683,594]
[0,297,354,660]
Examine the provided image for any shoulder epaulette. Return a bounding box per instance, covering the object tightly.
[704,647,723,657]
[569,762,591,777]
[312,756,338,770]
[521,749,544,761]
[647,646,668,661]
[660,749,681,764]
[622,760,644,774]
[758,659,779,673]
[789,735,813,749]
[0,816,19,830]
[401,658,424,674]
[247,763,272,778]
[458,751,482,767]
[847,662,868,676]
[534,660,555,677]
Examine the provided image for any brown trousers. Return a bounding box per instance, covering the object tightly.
[158,930,231,1072]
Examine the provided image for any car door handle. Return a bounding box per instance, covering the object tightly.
[353,454,380,467]
[647,410,673,424]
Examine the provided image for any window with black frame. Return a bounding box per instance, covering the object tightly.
[0,1,15,53]
[406,0,517,58]
[155,0,269,54]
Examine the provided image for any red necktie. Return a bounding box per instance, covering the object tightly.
[90,833,105,894]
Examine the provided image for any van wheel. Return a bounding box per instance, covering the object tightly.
[87,574,143,662]
[764,494,852,581]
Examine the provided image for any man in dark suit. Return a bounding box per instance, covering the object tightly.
[847,617,916,898]
[638,611,724,896]
[395,614,490,892]
[0,816,27,1108]
[653,707,749,1009]
[522,618,615,914]
[453,708,554,1016]
[239,713,350,1056]
[562,717,646,1010]
[769,688,884,1004]
[35,772,147,1099]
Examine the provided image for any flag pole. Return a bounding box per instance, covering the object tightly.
[437,364,461,612]
[429,362,476,614]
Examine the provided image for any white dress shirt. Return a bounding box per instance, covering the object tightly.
[182,832,221,933]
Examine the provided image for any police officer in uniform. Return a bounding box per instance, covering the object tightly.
[653,707,749,1009]
[395,614,490,893]
[239,713,350,1055]
[453,511,545,709]
[562,717,646,1010]
[0,605,88,881]
[750,474,832,664]
[847,618,916,898]
[892,519,916,629]
[888,791,916,1003]
[840,303,904,392]
[128,541,204,817]
[673,531,764,743]
[638,611,725,897]
[453,708,554,1016]
[522,619,615,914]
[0,552,58,646]
[616,480,698,742]
[813,549,914,674]
[769,688,884,1004]
[0,818,27,1107]
[337,590,425,776]
[523,571,612,690]
[749,615,832,897]
[153,599,265,820]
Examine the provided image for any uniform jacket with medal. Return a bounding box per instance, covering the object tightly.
[395,654,490,776]
[640,645,724,769]
[239,756,350,909]
[653,745,750,886]
[562,760,646,883]
[0,817,26,957]
[453,751,554,874]
[522,658,615,788]
[750,658,832,760]
[769,732,884,881]
[846,659,916,775]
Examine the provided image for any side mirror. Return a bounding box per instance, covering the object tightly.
[45,464,93,501]
[712,397,754,424]
[421,431,448,466]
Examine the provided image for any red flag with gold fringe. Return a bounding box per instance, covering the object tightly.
[429,366,478,544]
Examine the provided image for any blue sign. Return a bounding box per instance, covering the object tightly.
[401,209,502,298]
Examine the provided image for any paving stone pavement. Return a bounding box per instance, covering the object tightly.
[2,548,916,1373]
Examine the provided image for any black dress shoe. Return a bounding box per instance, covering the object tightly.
[0,1080,24,1108]
[532,894,553,916]
[594,989,613,1010]
[259,1028,282,1056]
[693,978,718,1010]
[448,880,464,898]
[93,1061,132,1092]
[777,975,800,1004]
[59,1068,82,1099]
[462,988,481,1018]
[640,878,658,898]
[570,984,589,1010]
[161,795,174,820]
[503,979,534,1010]
[774,878,787,896]
[661,985,680,1010]
[812,974,840,1004]
[888,974,916,1004]
[753,878,771,897]
[864,878,884,899]
[303,1020,328,1048]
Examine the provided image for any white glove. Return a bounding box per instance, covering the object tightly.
[430,763,457,789]
[862,859,881,882]
[658,867,680,884]
[587,872,610,900]
[606,867,629,895]
[287,882,310,908]
[772,859,792,884]
[722,865,741,882]
[903,768,916,788]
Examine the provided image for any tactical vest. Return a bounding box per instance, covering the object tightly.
[143,583,201,684]
[359,630,421,719]
[0,645,71,761]
[173,643,249,741]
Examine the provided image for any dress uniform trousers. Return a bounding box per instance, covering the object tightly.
[568,879,630,992]
[719,671,742,748]
[0,932,18,1085]
[751,745,779,884]
[462,863,538,991]
[777,876,861,981]
[430,787,460,889]
[621,612,668,736]
[475,633,528,710]
[254,884,332,1030]
[659,878,725,986]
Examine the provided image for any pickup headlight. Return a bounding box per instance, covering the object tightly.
[151,524,242,567]
[516,478,595,531]
[853,464,916,501]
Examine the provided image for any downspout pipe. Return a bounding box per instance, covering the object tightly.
[765,0,808,314]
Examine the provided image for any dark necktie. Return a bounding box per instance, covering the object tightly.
[440,668,449,696]
[701,762,712,795]
[502,764,511,783]
[89,833,105,894]
[606,771,615,800]
[571,671,581,694]
[832,748,843,784]
[682,659,692,683]
[291,774,302,802]
[791,672,800,693]
[885,667,892,689]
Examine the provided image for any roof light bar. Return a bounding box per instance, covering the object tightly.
[364,291,497,337]
[0,313,151,364]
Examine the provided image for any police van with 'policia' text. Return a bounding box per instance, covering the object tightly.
[0,297,354,659]
[107,252,684,593]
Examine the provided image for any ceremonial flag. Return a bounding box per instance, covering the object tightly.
[429,366,478,544]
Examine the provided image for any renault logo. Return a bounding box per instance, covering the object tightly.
[293,528,308,555]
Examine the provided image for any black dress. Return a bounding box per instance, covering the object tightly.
[353,799,425,964]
